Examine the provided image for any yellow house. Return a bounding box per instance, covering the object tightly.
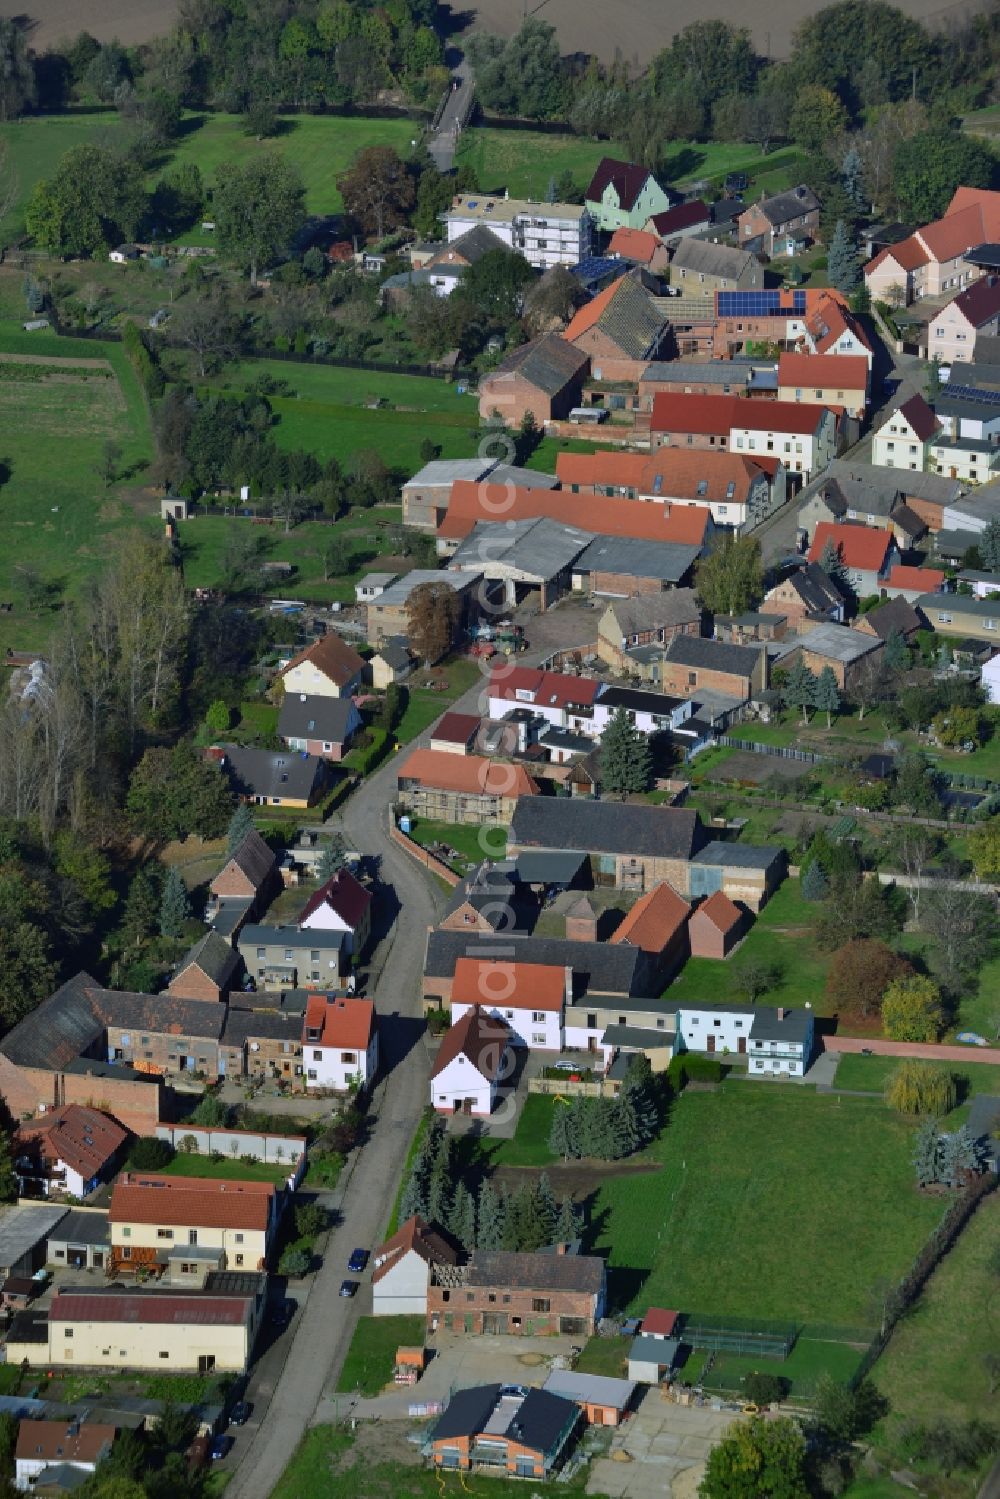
[278,633,365,699]
[109,1173,278,1274]
[11,1279,265,1372]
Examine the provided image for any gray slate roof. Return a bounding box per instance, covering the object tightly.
[468,1248,604,1294]
[663,635,762,677]
[574,536,700,583]
[278,693,358,743]
[602,592,702,636]
[1,972,103,1070]
[749,1007,813,1045]
[219,744,325,803]
[862,596,922,639]
[223,830,276,890]
[509,797,702,860]
[492,333,590,396]
[424,928,650,997]
[450,517,594,581]
[788,622,882,663]
[692,842,783,870]
[670,238,758,280]
[238,923,346,951]
[221,1008,305,1045]
[767,564,845,617]
[174,930,239,989]
[436,223,509,264]
[756,185,820,226]
[600,685,685,716]
[50,1209,110,1247]
[590,272,669,359]
[374,636,413,671]
[641,359,755,388]
[404,458,495,488]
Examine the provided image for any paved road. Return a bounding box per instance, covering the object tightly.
[429,55,474,173]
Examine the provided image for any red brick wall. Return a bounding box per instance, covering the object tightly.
[651,432,727,452]
[688,910,741,959]
[428,1281,598,1335]
[478,370,583,427]
[168,968,226,1003]
[590,571,668,596]
[658,663,752,698]
[904,495,946,532]
[211,863,258,901]
[0,1060,166,1136]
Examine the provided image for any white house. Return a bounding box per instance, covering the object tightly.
[487,665,602,733]
[371,1215,461,1317]
[591,685,693,739]
[730,402,837,480]
[15,1421,116,1492]
[871,394,941,472]
[431,1007,513,1116]
[14,1105,127,1201]
[297,867,372,956]
[450,958,567,1051]
[930,277,1000,365]
[677,1003,814,1076]
[302,995,378,1093]
[442,194,592,271]
[278,633,365,699]
[982,653,1000,704]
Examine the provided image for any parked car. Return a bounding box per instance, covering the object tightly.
[270,1299,294,1330]
[230,1401,252,1426]
[210,1435,233,1461]
[339,1279,359,1298]
[348,1248,369,1273]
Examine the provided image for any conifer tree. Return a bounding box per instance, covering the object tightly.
[549,1101,575,1161]
[842,145,865,212]
[883,629,910,672]
[536,1172,558,1245]
[226,803,256,855]
[555,1195,582,1245]
[801,860,829,902]
[599,707,653,798]
[828,218,860,293]
[123,867,160,946]
[449,1183,477,1251]
[783,660,818,723]
[159,866,191,939]
[812,665,841,728]
[912,1119,940,1188]
[818,538,849,587]
[476,1179,505,1250]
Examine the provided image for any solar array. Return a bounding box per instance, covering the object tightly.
[717,290,807,316]
[941,383,1000,407]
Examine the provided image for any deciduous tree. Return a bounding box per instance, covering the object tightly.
[27,144,146,258]
[699,1414,808,1498]
[969,818,1000,881]
[882,974,943,1043]
[336,146,416,239]
[893,129,996,221]
[406,581,460,666]
[825,938,912,1019]
[694,533,762,616]
[214,152,306,287]
[885,1059,957,1117]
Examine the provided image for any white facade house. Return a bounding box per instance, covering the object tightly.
[982,653,1000,704]
[372,1215,461,1317]
[591,687,693,739]
[871,395,941,472]
[442,195,592,270]
[15,1422,116,1492]
[730,405,836,480]
[929,277,1000,365]
[431,1008,513,1116]
[302,996,378,1093]
[450,959,567,1051]
[487,667,601,734]
[677,1003,813,1076]
[297,868,372,956]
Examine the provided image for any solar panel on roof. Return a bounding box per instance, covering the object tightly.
[716,290,806,317]
[942,384,1000,406]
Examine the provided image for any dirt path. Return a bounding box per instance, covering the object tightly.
[0,353,111,369]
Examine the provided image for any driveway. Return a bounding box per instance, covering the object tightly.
[587,1391,742,1499]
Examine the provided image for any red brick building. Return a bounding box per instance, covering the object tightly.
[561,270,670,383]
[427,1248,606,1338]
[167,931,239,1003]
[688,891,748,959]
[478,334,589,427]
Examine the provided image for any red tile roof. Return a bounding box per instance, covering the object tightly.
[610,883,690,952]
[303,994,376,1049]
[15,1420,117,1465]
[488,666,601,709]
[563,274,628,342]
[807,522,894,574]
[648,201,710,237]
[885,564,945,593]
[432,711,481,744]
[298,867,372,928]
[865,237,930,276]
[16,1105,127,1181]
[891,394,940,443]
[651,392,831,438]
[693,890,744,935]
[279,632,364,689]
[608,227,661,263]
[49,1291,252,1326]
[777,352,869,391]
[430,1006,512,1081]
[951,274,1000,328]
[109,1173,275,1231]
[453,958,566,1013]
[397,748,539,798]
[918,202,996,264]
[641,1307,679,1336]
[441,481,711,546]
[372,1214,460,1285]
[806,293,873,356]
[585,158,654,212]
[555,447,766,503]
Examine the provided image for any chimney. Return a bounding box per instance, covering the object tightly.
[777,1007,786,1020]
[555,1241,567,1255]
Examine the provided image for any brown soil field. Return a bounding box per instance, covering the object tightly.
[447,0,988,62]
[2,0,179,51]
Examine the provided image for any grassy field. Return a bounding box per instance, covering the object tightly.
[682,1334,865,1399]
[663,878,831,1014]
[456,129,805,200]
[406,817,505,871]
[336,1314,426,1396]
[0,322,153,656]
[833,1053,1000,1102]
[158,1153,291,1184]
[0,111,419,240]
[871,1191,1000,1451]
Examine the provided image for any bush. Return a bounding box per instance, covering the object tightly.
[127,1137,174,1170]
[278,1245,311,1277]
[668,1054,722,1089]
[347,727,391,777]
[121,319,164,398]
[294,1200,328,1239]
[742,1372,789,1405]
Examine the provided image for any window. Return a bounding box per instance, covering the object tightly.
[310,951,320,963]
[505,1010,514,1019]
[466,1292,474,1303]
[531,1298,551,1313]
[256,947,266,959]
[235,1254,244,1267]
[531,1011,547,1023]
[532,1033,546,1045]
[587,1013,597,1029]
[159,1351,170,1360]
[488,1293,496,1304]
[312,1049,323,1061]
[64,1328,73,1338]
[235,1233,244,1244]
[157,1228,174,1240]
[284,949,294,962]
[502,1294,511,1305]
[121,1227,130,1238]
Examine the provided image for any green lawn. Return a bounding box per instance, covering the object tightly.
[210,360,472,414]
[456,128,804,200]
[0,110,419,239]
[0,324,153,656]
[158,1152,291,1184]
[406,817,505,872]
[590,1087,943,1325]
[685,1335,865,1400]
[663,878,832,1014]
[871,1191,1000,1453]
[833,1053,1000,1103]
[393,657,484,746]
[336,1314,426,1396]
[487,1093,560,1167]
[575,1335,631,1379]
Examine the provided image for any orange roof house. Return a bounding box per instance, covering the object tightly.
[864,188,1000,302]
[610,883,690,956]
[555,447,771,509]
[397,749,539,799]
[883,563,945,598]
[607,226,668,270]
[303,994,376,1050]
[562,270,670,368]
[807,522,895,584]
[451,958,568,1013]
[15,1105,128,1196]
[440,480,712,546]
[278,633,365,697]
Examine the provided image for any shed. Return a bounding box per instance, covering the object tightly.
[0,1206,67,1280]
[628,1334,680,1383]
[541,1370,636,1426]
[161,497,189,522]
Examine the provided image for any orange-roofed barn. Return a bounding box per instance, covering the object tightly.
[688,891,749,959]
[396,749,538,826]
[303,995,378,1093]
[451,958,568,1049]
[607,226,670,274]
[807,522,897,595]
[610,882,691,985]
[439,479,712,550]
[431,1007,513,1116]
[562,270,670,381]
[556,447,781,529]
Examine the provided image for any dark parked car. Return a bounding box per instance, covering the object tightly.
[270,1299,294,1330]
[210,1435,233,1461]
[348,1248,369,1273]
[230,1401,252,1426]
[339,1279,359,1298]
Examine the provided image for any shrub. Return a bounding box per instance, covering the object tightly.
[668,1054,723,1089]
[278,1245,311,1277]
[882,975,944,1043]
[885,1060,957,1117]
[126,1137,174,1170]
[294,1201,328,1239]
[742,1372,789,1406]
[121,319,164,398]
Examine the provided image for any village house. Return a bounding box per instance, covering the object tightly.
[366,569,486,648]
[871,394,942,471]
[637,359,756,406]
[477,334,590,427]
[450,958,567,1050]
[930,276,1000,365]
[915,590,1000,641]
[297,867,372,956]
[556,448,780,531]
[797,469,922,551]
[277,693,361,762]
[372,1215,462,1317]
[650,393,836,479]
[606,226,671,275]
[220,1007,304,1088]
[236,922,345,990]
[109,1173,279,1276]
[425,223,508,273]
[401,458,498,530]
[777,352,869,419]
[427,1247,606,1338]
[14,1106,128,1201]
[487,667,601,734]
[396,749,539,826]
[211,744,328,810]
[423,928,654,1011]
[561,271,670,382]
[10,1277,266,1373]
[803,292,873,366]
[931,380,1000,484]
[15,1420,117,1491]
[881,563,945,603]
[508,798,703,893]
[864,187,1000,303]
[687,891,749,959]
[443,195,592,271]
[584,158,674,232]
[542,1370,636,1428]
[370,637,415,689]
[431,1006,513,1116]
[167,930,240,1004]
[658,635,768,701]
[596,594,702,673]
[437,479,711,553]
[278,633,365,699]
[854,595,924,643]
[777,622,885,691]
[807,522,898,596]
[737,186,821,256]
[676,1002,813,1074]
[425,1384,580,1478]
[302,994,378,1092]
[591,684,694,739]
[645,200,712,245]
[762,563,846,626]
[209,830,279,921]
[669,238,763,293]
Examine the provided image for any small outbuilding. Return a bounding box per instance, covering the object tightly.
[628,1334,680,1384]
[542,1370,636,1426]
[687,891,748,959]
[109,245,140,263]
